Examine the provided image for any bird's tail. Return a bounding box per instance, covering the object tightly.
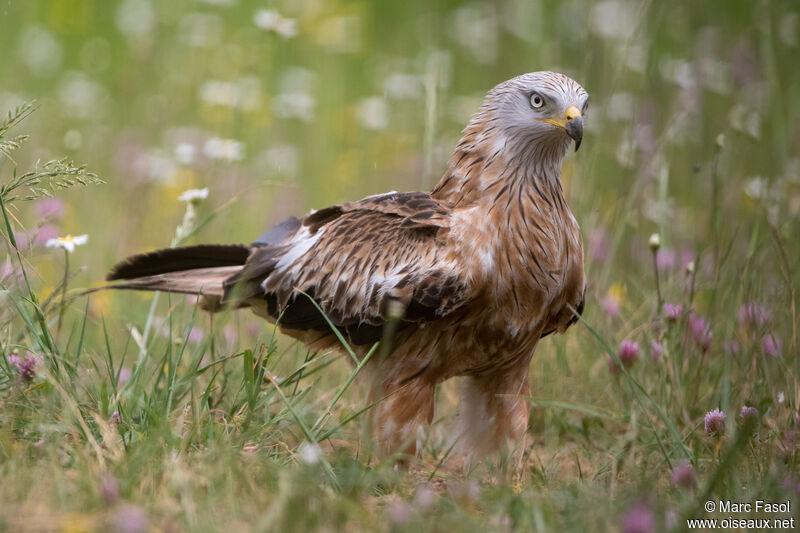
[102,244,251,303]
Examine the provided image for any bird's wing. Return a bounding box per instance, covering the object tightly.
[224,192,470,345]
[340,191,450,229]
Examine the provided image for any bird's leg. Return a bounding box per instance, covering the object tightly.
[453,359,532,464]
[369,367,435,458]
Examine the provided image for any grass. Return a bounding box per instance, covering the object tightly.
[1,0,799,531]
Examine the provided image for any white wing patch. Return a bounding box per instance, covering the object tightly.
[274,226,324,272]
[369,271,405,295]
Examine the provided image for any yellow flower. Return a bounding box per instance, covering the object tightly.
[601,283,627,316]
[607,283,627,306]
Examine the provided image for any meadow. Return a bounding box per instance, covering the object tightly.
[0,0,798,531]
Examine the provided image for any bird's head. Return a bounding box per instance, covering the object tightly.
[481,71,589,163]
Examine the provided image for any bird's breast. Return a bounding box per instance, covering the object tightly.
[450,197,584,335]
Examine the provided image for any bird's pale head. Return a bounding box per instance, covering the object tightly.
[479,71,588,168]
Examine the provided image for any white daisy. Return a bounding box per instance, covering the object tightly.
[177,188,209,203]
[45,234,88,253]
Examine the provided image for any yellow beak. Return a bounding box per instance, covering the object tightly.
[537,105,584,151]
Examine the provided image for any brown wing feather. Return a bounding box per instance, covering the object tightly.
[223,192,471,345]
[340,191,450,229]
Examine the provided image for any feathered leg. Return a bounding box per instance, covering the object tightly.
[454,357,532,459]
[369,366,436,457]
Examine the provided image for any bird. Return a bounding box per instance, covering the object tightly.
[106,71,589,457]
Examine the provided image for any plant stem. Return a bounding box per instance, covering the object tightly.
[57,248,69,335]
[652,249,663,311]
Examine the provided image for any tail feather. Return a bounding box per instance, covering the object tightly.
[103,245,252,307]
[107,244,251,281]
[107,266,244,297]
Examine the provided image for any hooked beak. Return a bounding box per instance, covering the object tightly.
[537,105,584,152]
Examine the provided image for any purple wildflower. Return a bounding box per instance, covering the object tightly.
[762,334,782,357]
[671,462,696,490]
[619,340,640,367]
[9,353,37,382]
[609,340,640,374]
[36,197,66,220]
[739,405,759,421]
[704,408,726,438]
[622,502,654,533]
[739,406,759,431]
[795,412,800,427]
[689,313,712,353]
[663,303,683,321]
[650,340,664,362]
[19,357,37,381]
[33,224,59,247]
[601,294,621,317]
[738,302,771,328]
[117,367,131,386]
[110,411,121,425]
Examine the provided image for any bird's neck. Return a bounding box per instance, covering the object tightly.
[431,122,567,210]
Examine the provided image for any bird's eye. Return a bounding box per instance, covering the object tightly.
[530,93,545,109]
